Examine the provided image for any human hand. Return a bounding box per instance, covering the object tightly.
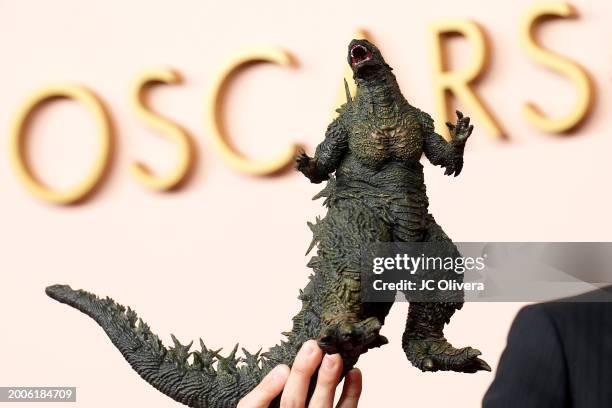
[237,340,362,408]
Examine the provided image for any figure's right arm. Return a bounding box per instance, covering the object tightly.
[296,117,349,184]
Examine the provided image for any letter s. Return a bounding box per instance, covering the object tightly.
[521,2,594,133]
[131,68,195,191]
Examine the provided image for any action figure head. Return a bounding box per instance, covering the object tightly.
[347,39,391,82]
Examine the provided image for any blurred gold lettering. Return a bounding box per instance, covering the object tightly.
[131,68,195,191]
[10,85,112,204]
[520,2,593,133]
[207,48,300,175]
[429,19,503,139]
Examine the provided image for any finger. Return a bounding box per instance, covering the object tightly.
[455,123,464,135]
[309,354,343,407]
[237,365,289,408]
[456,110,463,119]
[455,119,465,133]
[280,340,322,408]
[445,122,455,131]
[336,368,362,408]
[468,124,474,135]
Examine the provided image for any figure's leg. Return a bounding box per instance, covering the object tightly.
[307,199,393,364]
[401,214,491,373]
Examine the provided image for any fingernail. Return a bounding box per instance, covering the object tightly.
[271,365,286,381]
[301,340,316,356]
[322,354,337,370]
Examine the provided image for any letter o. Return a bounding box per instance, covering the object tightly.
[10,85,112,204]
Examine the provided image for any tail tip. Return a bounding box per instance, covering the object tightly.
[45,284,73,300]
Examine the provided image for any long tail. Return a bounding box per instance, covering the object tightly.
[46,284,287,408]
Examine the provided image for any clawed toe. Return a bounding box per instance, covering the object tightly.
[464,357,492,373]
[317,317,387,358]
[404,339,491,373]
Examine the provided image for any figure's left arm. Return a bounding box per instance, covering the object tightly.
[295,117,349,184]
[421,110,473,177]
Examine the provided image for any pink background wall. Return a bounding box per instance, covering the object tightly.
[1,0,611,406]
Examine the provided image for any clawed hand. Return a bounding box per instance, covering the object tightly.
[445,110,473,145]
[295,149,327,184]
[295,149,313,173]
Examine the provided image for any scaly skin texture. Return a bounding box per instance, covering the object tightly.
[45,39,489,408]
[297,39,489,374]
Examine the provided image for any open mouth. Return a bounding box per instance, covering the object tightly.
[350,44,372,66]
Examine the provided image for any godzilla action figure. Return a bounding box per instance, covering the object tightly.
[46,39,489,408]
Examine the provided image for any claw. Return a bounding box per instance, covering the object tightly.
[317,317,386,358]
[404,339,491,374]
[474,358,492,372]
[463,357,492,373]
[295,149,312,172]
[423,357,435,371]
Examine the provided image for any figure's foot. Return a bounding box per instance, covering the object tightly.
[403,338,491,373]
[317,317,388,359]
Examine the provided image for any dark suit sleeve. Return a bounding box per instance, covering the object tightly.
[483,305,569,408]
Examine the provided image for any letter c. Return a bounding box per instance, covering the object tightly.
[206,48,300,176]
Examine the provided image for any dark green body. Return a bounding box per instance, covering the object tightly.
[45,39,488,408]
